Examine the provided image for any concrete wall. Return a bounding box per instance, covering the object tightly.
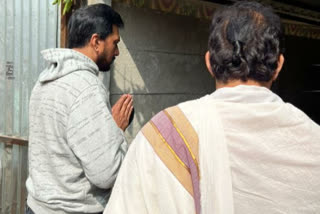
[110,3,214,142]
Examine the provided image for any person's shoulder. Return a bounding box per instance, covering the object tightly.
[60,71,107,97]
[280,103,320,149]
[141,95,207,137]
[284,103,320,130]
[65,70,101,87]
[176,94,212,118]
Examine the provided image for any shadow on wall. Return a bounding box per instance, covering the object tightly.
[108,3,214,142]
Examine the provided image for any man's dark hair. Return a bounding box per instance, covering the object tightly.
[67,4,124,49]
[208,1,284,83]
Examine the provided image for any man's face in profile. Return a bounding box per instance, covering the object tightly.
[96,25,120,71]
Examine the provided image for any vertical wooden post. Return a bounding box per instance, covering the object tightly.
[60,1,71,48]
[60,0,85,48]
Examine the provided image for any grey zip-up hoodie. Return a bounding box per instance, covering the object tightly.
[26,48,128,214]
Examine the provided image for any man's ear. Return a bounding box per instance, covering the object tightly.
[205,51,214,78]
[272,54,284,81]
[89,33,101,52]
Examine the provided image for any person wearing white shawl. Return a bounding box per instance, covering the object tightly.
[104,2,320,214]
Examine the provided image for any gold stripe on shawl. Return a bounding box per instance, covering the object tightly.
[142,121,194,196]
[141,106,199,196]
[164,109,200,178]
[165,106,199,164]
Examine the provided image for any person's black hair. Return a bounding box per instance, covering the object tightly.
[208,1,285,83]
[67,4,124,49]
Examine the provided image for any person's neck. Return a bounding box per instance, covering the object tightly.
[72,47,97,64]
[215,79,272,89]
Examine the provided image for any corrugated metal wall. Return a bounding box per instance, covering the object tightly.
[0,0,59,213]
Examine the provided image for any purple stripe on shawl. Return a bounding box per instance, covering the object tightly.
[152,110,201,214]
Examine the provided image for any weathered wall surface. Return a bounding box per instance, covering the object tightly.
[110,3,214,142]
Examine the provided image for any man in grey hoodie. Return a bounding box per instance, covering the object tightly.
[26,4,133,214]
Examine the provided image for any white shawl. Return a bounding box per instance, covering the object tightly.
[105,85,320,214]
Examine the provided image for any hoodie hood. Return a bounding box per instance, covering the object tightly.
[39,48,99,83]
